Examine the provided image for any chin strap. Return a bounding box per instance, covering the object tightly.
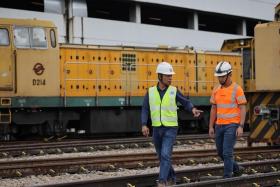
[220,74,229,85]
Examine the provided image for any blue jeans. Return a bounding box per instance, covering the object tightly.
[215,123,240,178]
[153,126,178,183]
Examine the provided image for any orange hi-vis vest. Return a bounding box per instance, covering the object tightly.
[210,82,247,125]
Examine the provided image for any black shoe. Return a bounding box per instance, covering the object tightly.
[233,166,245,177]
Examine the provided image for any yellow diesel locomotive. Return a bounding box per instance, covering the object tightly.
[0,18,243,139]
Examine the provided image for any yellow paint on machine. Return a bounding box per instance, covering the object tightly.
[263,125,276,140]
[59,46,243,97]
[255,22,280,91]
[250,120,268,139]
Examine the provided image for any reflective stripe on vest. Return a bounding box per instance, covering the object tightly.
[217,113,239,119]
[216,103,238,108]
[149,86,178,127]
[237,95,246,102]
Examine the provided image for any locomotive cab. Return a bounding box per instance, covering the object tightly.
[0,18,60,139]
[0,18,60,98]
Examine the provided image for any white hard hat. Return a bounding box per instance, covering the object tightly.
[156,62,175,75]
[214,61,232,77]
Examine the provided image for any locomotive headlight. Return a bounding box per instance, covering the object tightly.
[254,106,261,115]
[254,105,270,116]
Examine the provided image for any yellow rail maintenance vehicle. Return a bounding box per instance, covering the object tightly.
[0,17,244,140]
[221,3,280,145]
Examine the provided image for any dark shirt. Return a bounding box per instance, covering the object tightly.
[141,85,194,126]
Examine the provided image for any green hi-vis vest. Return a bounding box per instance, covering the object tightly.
[148,85,178,127]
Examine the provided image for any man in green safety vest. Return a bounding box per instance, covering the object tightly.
[141,62,203,187]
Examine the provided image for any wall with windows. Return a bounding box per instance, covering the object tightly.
[70,0,276,50]
[78,17,243,50]
[0,0,278,50]
[133,0,278,20]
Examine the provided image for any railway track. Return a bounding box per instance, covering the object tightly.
[0,134,248,158]
[1,146,278,178]
[36,159,280,187]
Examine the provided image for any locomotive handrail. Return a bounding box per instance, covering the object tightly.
[62,58,217,107]
[63,61,67,107]
[250,38,255,80]
[13,49,17,94]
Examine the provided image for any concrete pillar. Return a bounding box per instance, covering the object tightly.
[194,12,199,30]
[242,19,247,36]
[130,3,141,23]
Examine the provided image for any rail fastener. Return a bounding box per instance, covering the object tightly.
[235,155,242,161]
[57,135,67,141]
[211,157,219,163]
[56,148,62,154]
[137,162,144,168]
[1,152,8,157]
[21,151,26,156]
[48,169,56,176]
[252,182,260,187]
[187,159,196,165]
[126,183,135,187]
[249,168,258,174]
[15,170,22,177]
[79,166,89,173]
[108,164,116,170]
[182,176,191,183]
[44,136,54,142]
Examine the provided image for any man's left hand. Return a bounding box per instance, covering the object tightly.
[236,126,243,137]
[192,108,203,117]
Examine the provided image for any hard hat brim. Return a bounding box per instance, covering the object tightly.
[214,70,232,77]
[159,72,176,75]
[214,72,228,77]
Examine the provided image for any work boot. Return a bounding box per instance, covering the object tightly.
[166,179,176,186]
[157,181,166,187]
[233,166,245,177]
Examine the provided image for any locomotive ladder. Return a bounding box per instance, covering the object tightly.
[0,109,11,124]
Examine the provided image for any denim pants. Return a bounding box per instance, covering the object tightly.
[215,123,240,178]
[153,126,178,183]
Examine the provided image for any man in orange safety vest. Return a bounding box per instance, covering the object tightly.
[209,61,247,178]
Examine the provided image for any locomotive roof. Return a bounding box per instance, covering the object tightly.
[0,18,56,28]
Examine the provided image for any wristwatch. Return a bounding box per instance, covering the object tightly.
[239,124,244,128]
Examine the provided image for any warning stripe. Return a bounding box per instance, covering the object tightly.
[250,93,273,134]
[272,127,280,139]
[250,93,280,142]
[256,121,273,141]
[263,125,276,140]
[250,120,267,139]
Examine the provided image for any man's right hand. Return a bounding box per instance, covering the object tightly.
[209,127,215,138]
[142,125,150,137]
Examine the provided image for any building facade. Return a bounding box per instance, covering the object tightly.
[0,0,278,50]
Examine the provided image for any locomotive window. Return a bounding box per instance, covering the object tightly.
[0,29,9,46]
[14,27,30,48]
[31,27,47,48]
[14,27,47,49]
[50,29,56,48]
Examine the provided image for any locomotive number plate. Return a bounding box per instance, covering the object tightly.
[32,79,46,86]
